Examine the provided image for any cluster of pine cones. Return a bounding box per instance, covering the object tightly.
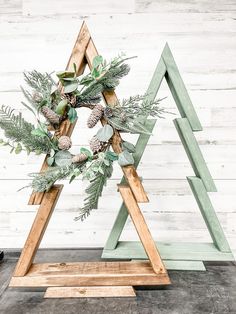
[87,104,113,153]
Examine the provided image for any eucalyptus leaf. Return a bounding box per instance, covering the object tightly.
[63,82,78,94]
[106,151,118,161]
[96,124,113,142]
[122,141,136,153]
[118,150,134,167]
[31,128,47,137]
[68,107,77,123]
[56,71,75,79]
[46,156,54,166]
[92,55,103,68]
[56,99,68,115]
[80,147,93,158]
[54,150,72,167]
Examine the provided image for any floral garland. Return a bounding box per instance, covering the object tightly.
[0,54,168,220]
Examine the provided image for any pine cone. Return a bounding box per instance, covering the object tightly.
[32,92,42,103]
[89,135,105,154]
[104,106,113,118]
[87,104,104,128]
[58,136,72,150]
[72,153,88,164]
[41,106,61,125]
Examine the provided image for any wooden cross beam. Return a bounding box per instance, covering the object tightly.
[9,22,170,298]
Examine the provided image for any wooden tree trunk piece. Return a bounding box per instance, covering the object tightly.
[44,286,136,298]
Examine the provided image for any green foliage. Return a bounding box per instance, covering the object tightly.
[118,150,134,166]
[30,164,77,192]
[0,105,54,154]
[96,124,114,142]
[21,70,57,111]
[75,152,113,221]
[106,95,170,134]
[68,107,77,123]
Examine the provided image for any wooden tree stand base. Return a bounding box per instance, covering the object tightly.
[44,286,136,298]
[10,261,170,289]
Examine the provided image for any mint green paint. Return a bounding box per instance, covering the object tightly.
[102,44,233,268]
[162,43,202,131]
[174,118,217,192]
[187,176,231,252]
[102,242,234,262]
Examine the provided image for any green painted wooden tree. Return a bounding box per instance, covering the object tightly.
[102,43,234,271]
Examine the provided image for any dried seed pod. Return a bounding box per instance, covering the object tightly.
[58,136,72,151]
[72,153,88,164]
[87,104,104,128]
[41,106,61,125]
[89,135,105,154]
[104,106,113,118]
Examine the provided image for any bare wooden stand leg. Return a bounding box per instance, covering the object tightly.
[14,185,63,276]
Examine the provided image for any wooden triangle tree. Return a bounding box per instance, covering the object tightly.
[102,44,234,271]
[9,22,170,298]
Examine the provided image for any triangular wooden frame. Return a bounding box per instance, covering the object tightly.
[102,44,234,271]
[9,22,170,298]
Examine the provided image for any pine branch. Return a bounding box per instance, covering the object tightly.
[76,83,103,107]
[0,105,53,154]
[29,164,77,192]
[75,160,113,221]
[22,70,57,111]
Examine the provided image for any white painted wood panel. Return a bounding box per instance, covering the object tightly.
[0,1,235,258]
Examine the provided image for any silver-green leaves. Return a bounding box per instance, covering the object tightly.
[54,150,72,167]
[122,141,136,153]
[118,150,134,166]
[96,124,114,142]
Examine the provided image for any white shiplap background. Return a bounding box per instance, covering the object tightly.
[0,1,236,257]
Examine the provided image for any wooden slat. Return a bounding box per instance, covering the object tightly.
[162,43,202,131]
[44,286,136,298]
[118,185,166,274]
[85,37,148,203]
[104,119,156,250]
[28,22,91,205]
[163,260,206,271]
[14,185,63,277]
[9,261,170,287]
[187,176,231,252]
[174,118,217,192]
[102,241,234,261]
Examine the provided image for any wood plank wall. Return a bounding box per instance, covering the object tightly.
[0,1,235,257]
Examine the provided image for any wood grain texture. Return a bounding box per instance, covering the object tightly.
[118,185,166,274]
[44,286,136,298]
[13,185,63,276]
[9,261,170,287]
